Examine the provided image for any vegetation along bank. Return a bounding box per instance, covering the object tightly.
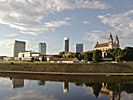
[0,62,133,73]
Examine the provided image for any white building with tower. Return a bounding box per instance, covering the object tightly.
[13,40,26,57]
[76,43,83,53]
[94,33,120,58]
[39,42,46,55]
[64,37,69,53]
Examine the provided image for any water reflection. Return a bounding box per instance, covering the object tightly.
[12,78,24,89]
[0,73,133,100]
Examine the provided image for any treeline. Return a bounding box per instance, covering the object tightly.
[57,50,102,63]
[57,46,133,62]
[106,47,133,62]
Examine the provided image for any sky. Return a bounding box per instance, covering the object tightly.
[0,0,133,56]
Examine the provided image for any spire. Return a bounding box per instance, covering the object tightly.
[108,33,113,43]
[109,33,113,39]
[115,35,118,40]
[115,35,119,46]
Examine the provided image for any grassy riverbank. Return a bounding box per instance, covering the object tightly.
[0,62,133,73]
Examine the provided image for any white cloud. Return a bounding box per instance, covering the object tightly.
[0,0,109,35]
[0,39,37,51]
[84,30,108,43]
[83,21,90,25]
[4,33,18,37]
[6,90,58,100]
[0,39,14,48]
[98,10,133,46]
[20,31,37,36]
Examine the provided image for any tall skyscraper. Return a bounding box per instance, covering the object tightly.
[76,43,83,53]
[13,40,26,57]
[64,37,69,53]
[39,42,46,55]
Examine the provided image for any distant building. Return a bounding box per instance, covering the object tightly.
[13,40,26,57]
[50,58,79,63]
[17,51,41,61]
[39,42,46,55]
[94,33,120,58]
[64,37,69,53]
[76,43,83,53]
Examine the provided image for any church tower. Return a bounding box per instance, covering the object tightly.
[108,33,113,49]
[115,35,119,48]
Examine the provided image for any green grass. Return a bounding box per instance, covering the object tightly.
[0,62,133,73]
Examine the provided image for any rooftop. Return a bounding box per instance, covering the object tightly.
[94,43,108,48]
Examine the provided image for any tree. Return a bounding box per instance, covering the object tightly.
[84,52,93,61]
[92,50,102,62]
[42,56,46,62]
[58,51,65,58]
[78,54,82,60]
[112,48,121,58]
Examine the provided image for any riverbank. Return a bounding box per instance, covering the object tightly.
[0,62,133,74]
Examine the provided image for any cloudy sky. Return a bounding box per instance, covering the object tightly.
[0,0,133,56]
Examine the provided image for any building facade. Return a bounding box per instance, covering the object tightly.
[13,40,26,57]
[39,42,46,55]
[64,37,69,53]
[94,33,120,58]
[76,43,83,53]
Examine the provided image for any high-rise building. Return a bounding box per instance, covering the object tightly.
[13,40,26,57]
[64,37,69,53]
[76,43,83,53]
[39,42,46,55]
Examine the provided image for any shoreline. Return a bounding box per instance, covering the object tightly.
[0,63,133,75]
[0,71,133,76]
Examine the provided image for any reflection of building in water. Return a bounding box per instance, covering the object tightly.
[38,80,45,86]
[63,82,69,93]
[100,83,120,100]
[12,78,24,89]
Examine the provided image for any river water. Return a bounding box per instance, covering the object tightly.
[0,74,133,100]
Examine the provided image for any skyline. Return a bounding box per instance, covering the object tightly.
[0,0,133,56]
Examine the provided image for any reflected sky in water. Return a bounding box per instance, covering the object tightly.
[0,76,133,100]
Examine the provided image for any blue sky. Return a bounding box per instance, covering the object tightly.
[0,0,133,56]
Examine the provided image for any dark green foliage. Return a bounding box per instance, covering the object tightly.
[84,52,93,61]
[92,50,102,62]
[58,51,65,58]
[112,48,121,58]
[42,56,46,62]
[31,57,34,62]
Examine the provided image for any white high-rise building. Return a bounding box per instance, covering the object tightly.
[39,42,46,55]
[64,37,69,53]
[76,43,83,53]
[13,40,26,57]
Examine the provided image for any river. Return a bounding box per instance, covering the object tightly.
[0,73,133,100]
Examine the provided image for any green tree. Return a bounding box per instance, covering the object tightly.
[42,56,46,62]
[112,48,121,58]
[92,50,102,62]
[84,52,93,61]
[58,51,65,58]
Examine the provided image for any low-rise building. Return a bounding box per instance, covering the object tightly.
[50,58,79,63]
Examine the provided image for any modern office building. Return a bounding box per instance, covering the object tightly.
[39,42,46,55]
[13,40,26,57]
[76,43,83,53]
[64,37,69,53]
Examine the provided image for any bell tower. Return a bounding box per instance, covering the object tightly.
[108,33,113,49]
[115,35,119,48]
